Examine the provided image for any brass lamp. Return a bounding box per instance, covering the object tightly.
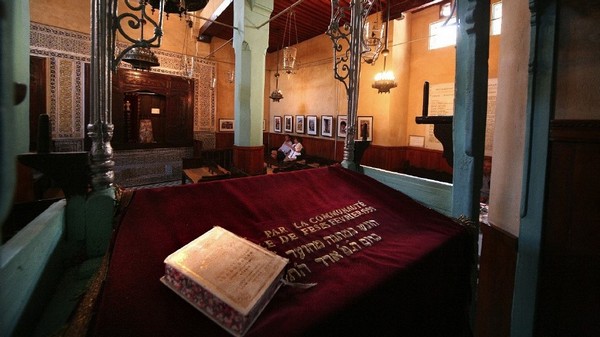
[122,46,160,70]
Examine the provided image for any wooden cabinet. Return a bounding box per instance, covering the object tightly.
[112,69,194,148]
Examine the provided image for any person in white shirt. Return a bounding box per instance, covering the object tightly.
[278,134,293,159]
[285,137,303,161]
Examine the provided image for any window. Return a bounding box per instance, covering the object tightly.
[429,1,502,49]
[490,1,502,36]
[429,17,457,50]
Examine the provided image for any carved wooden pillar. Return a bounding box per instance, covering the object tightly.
[452,0,490,221]
[451,0,491,332]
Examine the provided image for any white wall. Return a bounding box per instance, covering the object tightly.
[488,0,530,236]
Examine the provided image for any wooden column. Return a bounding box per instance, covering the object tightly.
[452,0,490,221]
[233,145,264,175]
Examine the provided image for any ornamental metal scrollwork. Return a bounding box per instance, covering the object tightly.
[327,0,352,93]
[112,0,165,70]
[326,0,376,170]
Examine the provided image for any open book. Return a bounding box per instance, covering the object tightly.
[161,226,289,336]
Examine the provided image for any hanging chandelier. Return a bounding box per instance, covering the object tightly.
[281,10,299,75]
[372,65,397,93]
[372,1,397,93]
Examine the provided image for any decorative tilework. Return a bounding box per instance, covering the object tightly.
[58,60,74,135]
[195,131,216,149]
[47,58,84,139]
[30,23,91,62]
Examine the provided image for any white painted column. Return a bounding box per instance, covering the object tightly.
[233,0,273,147]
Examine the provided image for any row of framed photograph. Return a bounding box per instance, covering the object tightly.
[273,115,373,141]
[218,115,374,142]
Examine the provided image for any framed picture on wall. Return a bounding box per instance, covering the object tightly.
[219,119,234,132]
[321,115,333,137]
[357,116,373,141]
[337,115,348,138]
[296,115,305,134]
[274,116,282,133]
[284,115,293,133]
[306,115,318,136]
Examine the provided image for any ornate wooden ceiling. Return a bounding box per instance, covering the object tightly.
[199,0,442,53]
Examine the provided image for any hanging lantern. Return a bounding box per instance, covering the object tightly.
[270,49,284,102]
[180,16,196,78]
[183,55,195,78]
[269,72,284,102]
[281,11,299,75]
[361,19,384,64]
[282,46,297,75]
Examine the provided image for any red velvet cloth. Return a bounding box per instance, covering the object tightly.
[90,166,472,337]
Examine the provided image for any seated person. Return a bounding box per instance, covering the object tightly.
[284,137,303,161]
[265,148,281,168]
[278,135,293,160]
